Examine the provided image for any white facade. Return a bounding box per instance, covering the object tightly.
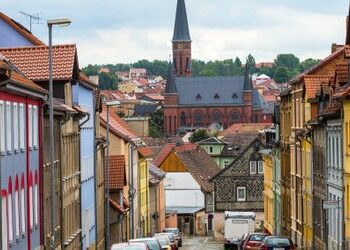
[326,119,343,250]
[164,173,204,208]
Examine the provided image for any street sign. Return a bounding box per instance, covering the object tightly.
[322,200,339,210]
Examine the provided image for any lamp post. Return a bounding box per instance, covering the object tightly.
[47,17,71,250]
[105,100,120,249]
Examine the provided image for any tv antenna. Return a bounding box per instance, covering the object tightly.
[19,11,41,32]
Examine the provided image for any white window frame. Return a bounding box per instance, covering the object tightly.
[0,101,5,153]
[33,106,38,148]
[15,180,20,238]
[250,161,257,174]
[1,191,8,250]
[237,186,246,202]
[34,172,39,227]
[258,161,264,174]
[20,175,26,236]
[8,180,13,243]
[29,172,33,229]
[13,103,19,151]
[19,103,25,150]
[28,105,33,149]
[6,101,12,152]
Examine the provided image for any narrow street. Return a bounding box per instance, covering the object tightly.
[181,236,224,250]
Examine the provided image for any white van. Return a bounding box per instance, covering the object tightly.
[224,211,256,248]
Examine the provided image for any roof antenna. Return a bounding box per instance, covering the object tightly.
[19,11,41,32]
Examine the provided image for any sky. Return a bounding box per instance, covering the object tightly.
[2,0,350,66]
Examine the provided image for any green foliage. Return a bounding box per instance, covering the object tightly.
[189,129,209,143]
[246,54,256,74]
[149,109,164,138]
[275,54,300,70]
[299,58,321,72]
[273,67,289,83]
[99,72,119,90]
[116,111,126,118]
[133,59,168,78]
[83,64,99,75]
[192,58,243,76]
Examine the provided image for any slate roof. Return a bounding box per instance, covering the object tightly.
[220,133,259,157]
[172,0,191,42]
[109,155,126,190]
[149,165,166,184]
[0,12,45,46]
[165,63,177,93]
[252,90,275,114]
[0,44,78,81]
[134,104,158,116]
[176,147,220,193]
[175,76,245,105]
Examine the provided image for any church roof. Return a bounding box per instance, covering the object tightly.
[174,76,245,106]
[172,0,191,41]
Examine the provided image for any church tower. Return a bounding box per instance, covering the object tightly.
[172,0,192,77]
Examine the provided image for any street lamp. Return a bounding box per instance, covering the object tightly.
[105,100,120,249]
[47,17,71,250]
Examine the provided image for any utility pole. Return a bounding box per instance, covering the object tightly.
[19,11,41,32]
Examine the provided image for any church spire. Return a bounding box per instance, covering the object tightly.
[243,63,252,91]
[173,0,191,42]
[346,1,350,45]
[165,62,177,93]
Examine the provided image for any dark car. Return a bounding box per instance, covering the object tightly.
[259,236,297,250]
[241,233,268,250]
[163,228,182,247]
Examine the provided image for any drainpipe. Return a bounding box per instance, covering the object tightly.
[293,85,297,243]
[93,90,98,249]
[129,142,135,239]
[341,106,345,250]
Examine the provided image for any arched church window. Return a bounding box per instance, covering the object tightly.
[231,112,240,123]
[180,112,186,127]
[211,110,222,124]
[193,110,204,127]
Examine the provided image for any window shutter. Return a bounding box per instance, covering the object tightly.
[6,101,12,152]
[0,101,5,152]
[13,103,18,150]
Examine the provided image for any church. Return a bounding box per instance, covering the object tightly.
[164,0,271,136]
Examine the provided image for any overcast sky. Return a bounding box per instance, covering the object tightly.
[2,0,349,66]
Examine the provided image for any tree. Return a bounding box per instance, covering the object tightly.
[275,54,300,70]
[149,109,164,138]
[82,64,99,76]
[246,54,256,74]
[189,129,209,143]
[99,72,119,90]
[299,58,321,72]
[274,67,289,83]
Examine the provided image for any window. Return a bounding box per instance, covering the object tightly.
[33,106,38,148]
[20,174,25,235]
[250,161,257,174]
[224,160,229,167]
[237,187,246,201]
[28,105,33,149]
[13,103,18,151]
[19,104,25,150]
[193,110,204,127]
[231,112,240,123]
[34,171,39,226]
[8,177,13,243]
[29,171,33,229]
[209,146,213,153]
[6,101,12,152]
[0,101,4,153]
[1,189,8,250]
[258,161,264,174]
[15,175,20,238]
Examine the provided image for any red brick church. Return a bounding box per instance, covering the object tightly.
[164,0,271,136]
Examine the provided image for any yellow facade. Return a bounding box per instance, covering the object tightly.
[138,157,151,237]
[118,82,139,94]
[342,100,350,248]
[263,154,274,235]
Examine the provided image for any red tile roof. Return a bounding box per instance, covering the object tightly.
[304,75,331,99]
[0,44,78,81]
[220,123,272,137]
[0,12,45,46]
[0,56,47,95]
[109,198,126,214]
[109,155,126,190]
[138,146,155,158]
[100,105,137,141]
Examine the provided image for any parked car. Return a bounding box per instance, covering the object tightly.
[259,236,297,250]
[163,228,183,247]
[129,238,162,250]
[154,233,177,250]
[154,236,172,250]
[241,233,268,250]
[111,242,149,250]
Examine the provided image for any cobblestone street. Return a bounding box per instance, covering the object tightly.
[181,236,224,250]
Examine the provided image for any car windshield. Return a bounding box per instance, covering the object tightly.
[249,234,266,242]
[266,238,291,246]
[155,233,174,241]
[164,229,179,235]
[157,238,169,246]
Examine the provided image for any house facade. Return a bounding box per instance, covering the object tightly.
[210,138,265,238]
[0,56,47,250]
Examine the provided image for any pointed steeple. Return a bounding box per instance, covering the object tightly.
[165,63,177,93]
[173,0,191,42]
[346,2,350,45]
[243,63,252,91]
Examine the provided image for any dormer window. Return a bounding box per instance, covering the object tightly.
[196,94,202,100]
[232,93,238,99]
[214,93,220,99]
